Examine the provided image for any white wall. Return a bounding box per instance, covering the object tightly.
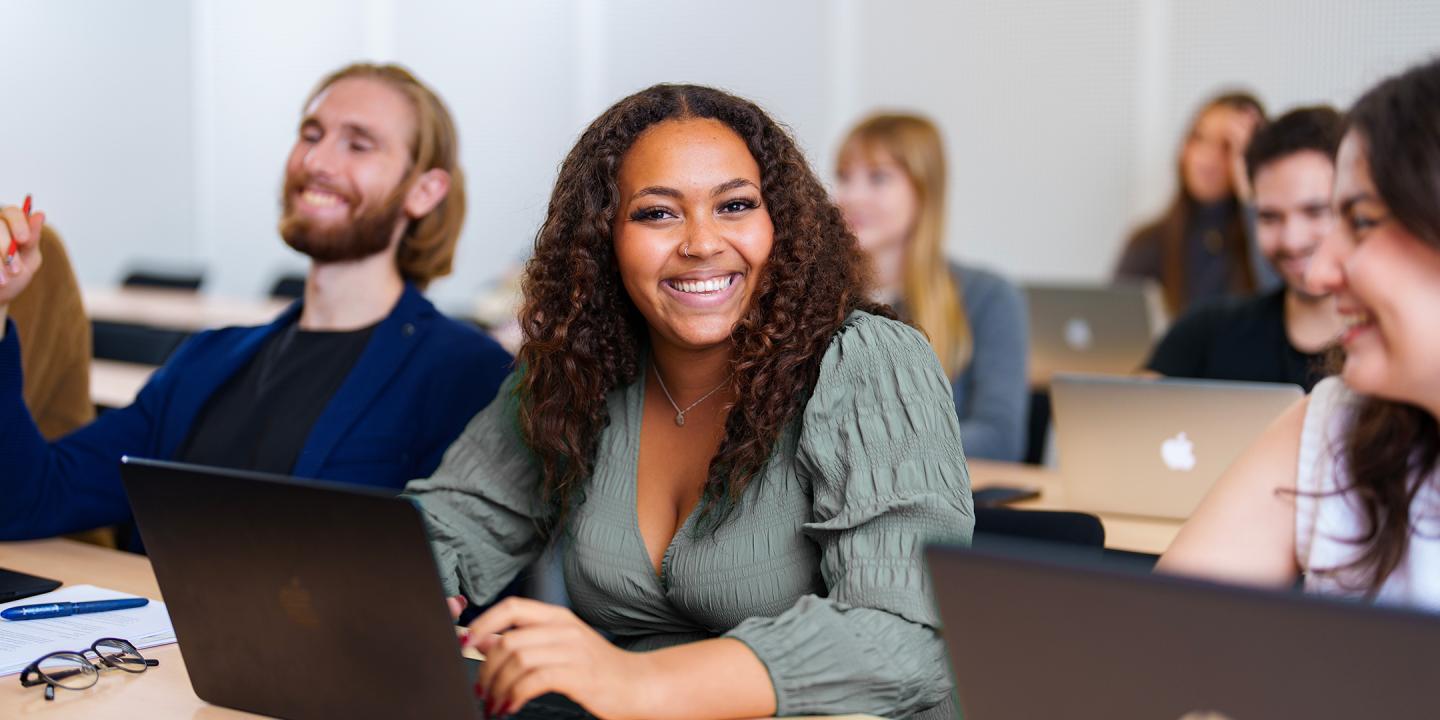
[5,0,1440,313]
[3,0,195,287]
[848,0,1440,283]
[853,0,1144,282]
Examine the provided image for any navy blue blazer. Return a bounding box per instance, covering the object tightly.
[0,283,512,540]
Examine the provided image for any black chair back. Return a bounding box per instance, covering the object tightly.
[122,270,204,292]
[971,507,1162,570]
[973,507,1105,549]
[91,321,191,366]
[1023,389,1051,465]
[268,274,307,300]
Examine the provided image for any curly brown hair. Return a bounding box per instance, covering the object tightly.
[516,84,891,534]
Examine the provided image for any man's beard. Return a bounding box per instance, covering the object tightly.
[278,173,408,264]
[1267,249,1328,303]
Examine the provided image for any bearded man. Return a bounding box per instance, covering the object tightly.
[0,64,511,543]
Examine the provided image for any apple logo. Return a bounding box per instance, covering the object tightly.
[278,576,321,629]
[1063,317,1093,351]
[1161,432,1197,471]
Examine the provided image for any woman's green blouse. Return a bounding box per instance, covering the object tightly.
[405,311,974,718]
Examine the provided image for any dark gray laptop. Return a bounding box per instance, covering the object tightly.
[120,457,591,720]
[927,543,1440,719]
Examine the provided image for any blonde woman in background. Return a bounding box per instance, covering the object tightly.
[836,113,1029,461]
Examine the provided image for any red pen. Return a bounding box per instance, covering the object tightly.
[4,194,30,263]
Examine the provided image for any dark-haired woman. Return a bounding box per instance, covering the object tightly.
[405,85,972,719]
[1116,92,1267,315]
[1159,59,1440,611]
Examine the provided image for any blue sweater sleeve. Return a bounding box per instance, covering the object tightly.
[0,318,189,539]
[412,328,514,479]
[950,266,1030,462]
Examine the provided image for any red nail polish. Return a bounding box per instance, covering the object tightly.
[458,630,470,647]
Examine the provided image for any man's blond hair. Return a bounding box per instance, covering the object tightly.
[304,63,465,289]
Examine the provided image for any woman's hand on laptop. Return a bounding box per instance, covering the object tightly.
[447,595,468,619]
[464,597,657,719]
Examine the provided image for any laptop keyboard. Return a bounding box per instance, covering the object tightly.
[483,693,595,719]
[463,657,595,718]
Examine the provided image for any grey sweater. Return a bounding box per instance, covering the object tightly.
[898,263,1029,462]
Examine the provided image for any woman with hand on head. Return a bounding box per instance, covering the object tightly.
[406,85,973,719]
[835,113,1029,461]
[1159,58,1440,611]
[1116,92,1267,315]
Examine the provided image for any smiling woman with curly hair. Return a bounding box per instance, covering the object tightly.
[405,84,973,719]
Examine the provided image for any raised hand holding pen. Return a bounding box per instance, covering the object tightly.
[0,195,46,340]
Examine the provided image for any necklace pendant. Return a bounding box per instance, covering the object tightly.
[675,412,686,427]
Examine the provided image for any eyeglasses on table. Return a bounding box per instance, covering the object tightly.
[18,637,160,700]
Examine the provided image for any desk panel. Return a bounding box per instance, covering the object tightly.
[84,288,288,333]
[968,459,1181,555]
[0,541,876,719]
[0,540,226,718]
[91,359,156,410]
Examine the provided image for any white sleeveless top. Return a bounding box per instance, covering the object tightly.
[1295,377,1440,611]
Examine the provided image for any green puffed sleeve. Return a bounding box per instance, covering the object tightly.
[725,312,975,718]
[403,371,547,602]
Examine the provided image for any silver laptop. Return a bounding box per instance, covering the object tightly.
[926,542,1440,720]
[1051,374,1302,520]
[1024,282,1162,386]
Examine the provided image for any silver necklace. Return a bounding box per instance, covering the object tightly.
[652,363,731,427]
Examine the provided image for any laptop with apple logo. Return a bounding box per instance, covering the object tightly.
[1049,374,1302,520]
[119,457,596,720]
[1023,282,1165,387]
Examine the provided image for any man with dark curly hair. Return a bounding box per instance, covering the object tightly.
[0,64,511,544]
[407,84,974,719]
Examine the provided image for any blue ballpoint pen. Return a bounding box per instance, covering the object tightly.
[1,598,149,621]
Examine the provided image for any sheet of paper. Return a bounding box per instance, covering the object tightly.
[0,584,175,676]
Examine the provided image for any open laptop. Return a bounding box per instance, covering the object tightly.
[1050,374,1302,520]
[1024,282,1161,386]
[119,457,592,720]
[926,542,1440,719]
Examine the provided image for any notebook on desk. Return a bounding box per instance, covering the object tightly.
[1050,374,1302,520]
[119,457,593,720]
[926,542,1440,719]
[0,584,175,676]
